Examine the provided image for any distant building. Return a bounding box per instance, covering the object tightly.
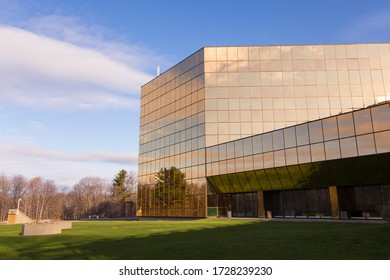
[138,44,390,219]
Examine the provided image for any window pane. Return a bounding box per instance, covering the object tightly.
[235,158,244,172]
[340,137,358,158]
[357,134,376,156]
[227,159,235,173]
[244,156,254,171]
[274,150,285,167]
[253,154,264,169]
[337,113,355,138]
[206,147,212,162]
[322,117,338,141]
[353,109,373,135]
[285,148,298,165]
[298,145,311,163]
[296,124,309,146]
[227,142,235,159]
[252,135,263,154]
[371,104,390,132]
[219,144,227,161]
[263,152,274,168]
[219,160,227,174]
[273,130,285,150]
[243,138,253,156]
[235,140,244,157]
[211,162,219,176]
[325,140,341,160]
[262,133,273,152]
[211,146,219,162]
[375,130,390,153]
[309,120,324,143]
[284,127,297,148]
[311,143,325,162]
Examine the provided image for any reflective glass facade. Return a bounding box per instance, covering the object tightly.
[138,50,207,217]
[207,104,390,218]
[138,43,390,218]
[203,44,390,146]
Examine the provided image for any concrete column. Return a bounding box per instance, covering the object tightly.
[329,186,340,219]
[258,191,266,218]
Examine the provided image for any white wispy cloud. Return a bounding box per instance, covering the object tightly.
[0,137,139,186]
[340,8,390,42]
[0,16,164,110]
[0,12,156,185]
[0,138,138,165]
[26,15,167,72]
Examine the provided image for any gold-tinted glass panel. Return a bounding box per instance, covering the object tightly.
[311,143,325,162]
[353,110,372,135]
[296,124,309,146]
[262,133,273,152]
[337,113,355,138]
[309,120,324,143]
[298,145,311,163]
[356,134,376,156]
[322,117,338,141]
[252,135,263,154]
[285,148,298,165]
[284,127,297,148]
[340,137,358,158]
[375,130,390,153]
[371,104,390,132]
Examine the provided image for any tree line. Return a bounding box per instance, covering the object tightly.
[0,170,136,222]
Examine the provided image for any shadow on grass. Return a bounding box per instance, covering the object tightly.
[1,220,390,260]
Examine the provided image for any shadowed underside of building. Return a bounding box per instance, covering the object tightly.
[137,43,390,219]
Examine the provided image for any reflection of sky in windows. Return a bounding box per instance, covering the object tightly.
[139,44,390,186]
[203,103,390,176]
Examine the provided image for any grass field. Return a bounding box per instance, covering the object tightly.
[0,219,389,260]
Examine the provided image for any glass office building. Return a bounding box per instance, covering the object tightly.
[138,43,390,219]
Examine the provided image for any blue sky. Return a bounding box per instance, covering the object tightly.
[1,0,390,186]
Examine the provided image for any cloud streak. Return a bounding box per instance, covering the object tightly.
[0,137,139,186]
[0,139,138,165]
[26,15,168,72]
[340,8,390,42]
[0,23,156,110]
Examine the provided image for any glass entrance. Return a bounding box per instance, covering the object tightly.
[232,192,258,217]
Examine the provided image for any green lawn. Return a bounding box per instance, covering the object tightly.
[0,219,389,260]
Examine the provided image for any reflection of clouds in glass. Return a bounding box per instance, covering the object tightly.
[325,140,341,160]
[357,134,376,156]
[298,146,311,164]
[375,131,390,153]
[341,137,358,158]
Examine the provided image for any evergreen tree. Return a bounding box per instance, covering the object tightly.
[112,170,128,198]
[112,170,137,217]
[155,167,186,208]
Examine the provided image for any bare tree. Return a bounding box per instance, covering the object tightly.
[64,177,111,219]
[0,173,11,221]
[0,171,138,221]
[62,188,78,220]
[10,175,27,209]
[24,177,44,220]
[38,180,57,221]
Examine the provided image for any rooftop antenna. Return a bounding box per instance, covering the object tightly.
[156,66,160,76]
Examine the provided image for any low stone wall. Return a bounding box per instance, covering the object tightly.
[58,221,72,229]
[21,221,73,236]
